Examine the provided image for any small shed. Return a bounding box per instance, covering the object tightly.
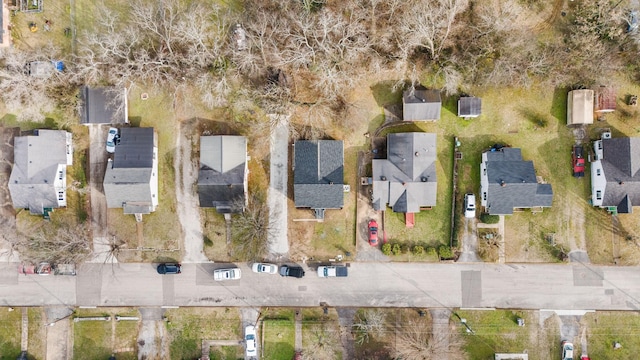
[458,96,482,118]
[595,85,616,113]
[403,88,441,121]
[567,89,594,125]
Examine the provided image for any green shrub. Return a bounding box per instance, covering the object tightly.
[381,243,392,255]
[438,245,454,260]
[426,247,437,257]
[480,213,500,224]
[391,243,402,255]
[412,245,424,255]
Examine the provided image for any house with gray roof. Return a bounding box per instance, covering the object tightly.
[403,88,441,121]
[293,140,344,218]
[80,86,128,124]
[480,147,553,215]
[372,133,437,213]
[197,135,248,213]
[8,130,73,215]
[103,127,158,217]
[590,134,640,214]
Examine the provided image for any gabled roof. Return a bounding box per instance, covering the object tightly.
[484,148,553,215]
[197,136,247,212]
[103,128,156,212]
[458,97,482,117]
[372,133,437,213]
[8,130,72,214]
[293,140,344,209]
[80,86,127,124]
[598,137,640,212]
[567,89,594,125]
[403,89,441,121]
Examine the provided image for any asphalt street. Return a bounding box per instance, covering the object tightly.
[2,262,640,311]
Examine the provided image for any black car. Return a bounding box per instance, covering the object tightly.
[157,263,181,275]
[279,265,305,278]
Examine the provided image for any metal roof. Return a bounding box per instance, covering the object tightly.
[458,97,482,117]
[599,137,640,212]
[403,89,441,121]
[567,89,594,125]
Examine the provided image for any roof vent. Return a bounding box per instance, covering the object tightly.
[381,176,387,181]
[619,181,624,185]
[501,180,506,187]
[421,177,428,182]
[415,152,419,157]
[329,181,334,185]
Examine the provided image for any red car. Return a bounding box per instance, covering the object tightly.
[572,145,585,177]
[368,220,379,246]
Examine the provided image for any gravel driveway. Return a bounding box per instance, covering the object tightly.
[87,125,113,263]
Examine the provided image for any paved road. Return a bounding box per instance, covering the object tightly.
[2,262,640,311]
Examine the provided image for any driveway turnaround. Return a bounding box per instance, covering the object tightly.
[1,262,640,311]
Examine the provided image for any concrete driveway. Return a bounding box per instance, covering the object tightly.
[267,115,289,257]
[355,151,389,261]
[458,218,481,262]
[87,125,113,263]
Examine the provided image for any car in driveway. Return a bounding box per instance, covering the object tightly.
[245,325,257,357]
[368,219,379,246]
[572,145,585,177]
[251,263,278,274]
[156,263,181,275]
[106,127,119,153]
[464,193,476,218]
[213,268,241,281]
[562,341,574,360]
[279,265,305,278]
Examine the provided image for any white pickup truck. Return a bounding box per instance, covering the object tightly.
[213,268,241,281]
[317,265,348,278]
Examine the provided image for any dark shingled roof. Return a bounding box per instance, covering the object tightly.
[372,133,437,213]
[197,136,247,213]
[80,87,127,124]
[458,97,482,117]
[403,89,441,121]
[599,137,640,213]
[484,148,553,215]
[293,140,344,209]
[113,128,154,168]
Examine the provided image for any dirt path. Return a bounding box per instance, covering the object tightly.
[0,127,19,261]
[267,115,290,258]
[533,0,566,32]
[355,151,388,262]
[175,121,208,263]
[137,308,168,360]
[430,309,451,360]
[45,307,75,360]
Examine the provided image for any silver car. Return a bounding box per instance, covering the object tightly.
[464,193,476,218]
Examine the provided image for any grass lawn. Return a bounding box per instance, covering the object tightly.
[585,311,640,359]
[301,308,341,360]
[165,308,241,360]
[262,309,296,360]
[0,308,22,359]
[28,308,46,360]
[73,308,138,360]
[456,309,559,360]
[209,345,243,360]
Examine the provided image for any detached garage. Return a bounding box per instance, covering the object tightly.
[567,89,594,126]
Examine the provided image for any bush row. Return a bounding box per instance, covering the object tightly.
[381,243,454,259]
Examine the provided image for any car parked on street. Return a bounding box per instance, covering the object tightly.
[572,144,585,177]
[368,219,379,246]
[279,265,305,278]
[464,193,476,218]
[251,263,278,274]
[156,263,181,275]
[562,341,574,360]
[245,325,257,357]
[213,268,241,281]
[106,127,119,153]
[317,265,348,277]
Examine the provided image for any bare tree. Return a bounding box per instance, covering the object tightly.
[391,318,464,360]
[354,309,387,345]
[301,323,341,360]
[11,225,92,264]
[230,194,271,261]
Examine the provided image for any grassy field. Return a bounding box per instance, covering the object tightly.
[165,308,241,360]
[301,308,341,360]
[584,311,640,359]
[261,309,296,360]
[73,308,138,360]
[28,308,46,359]
[209,345,243,360]
[0,308,23,359]
[457,309,560,360]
